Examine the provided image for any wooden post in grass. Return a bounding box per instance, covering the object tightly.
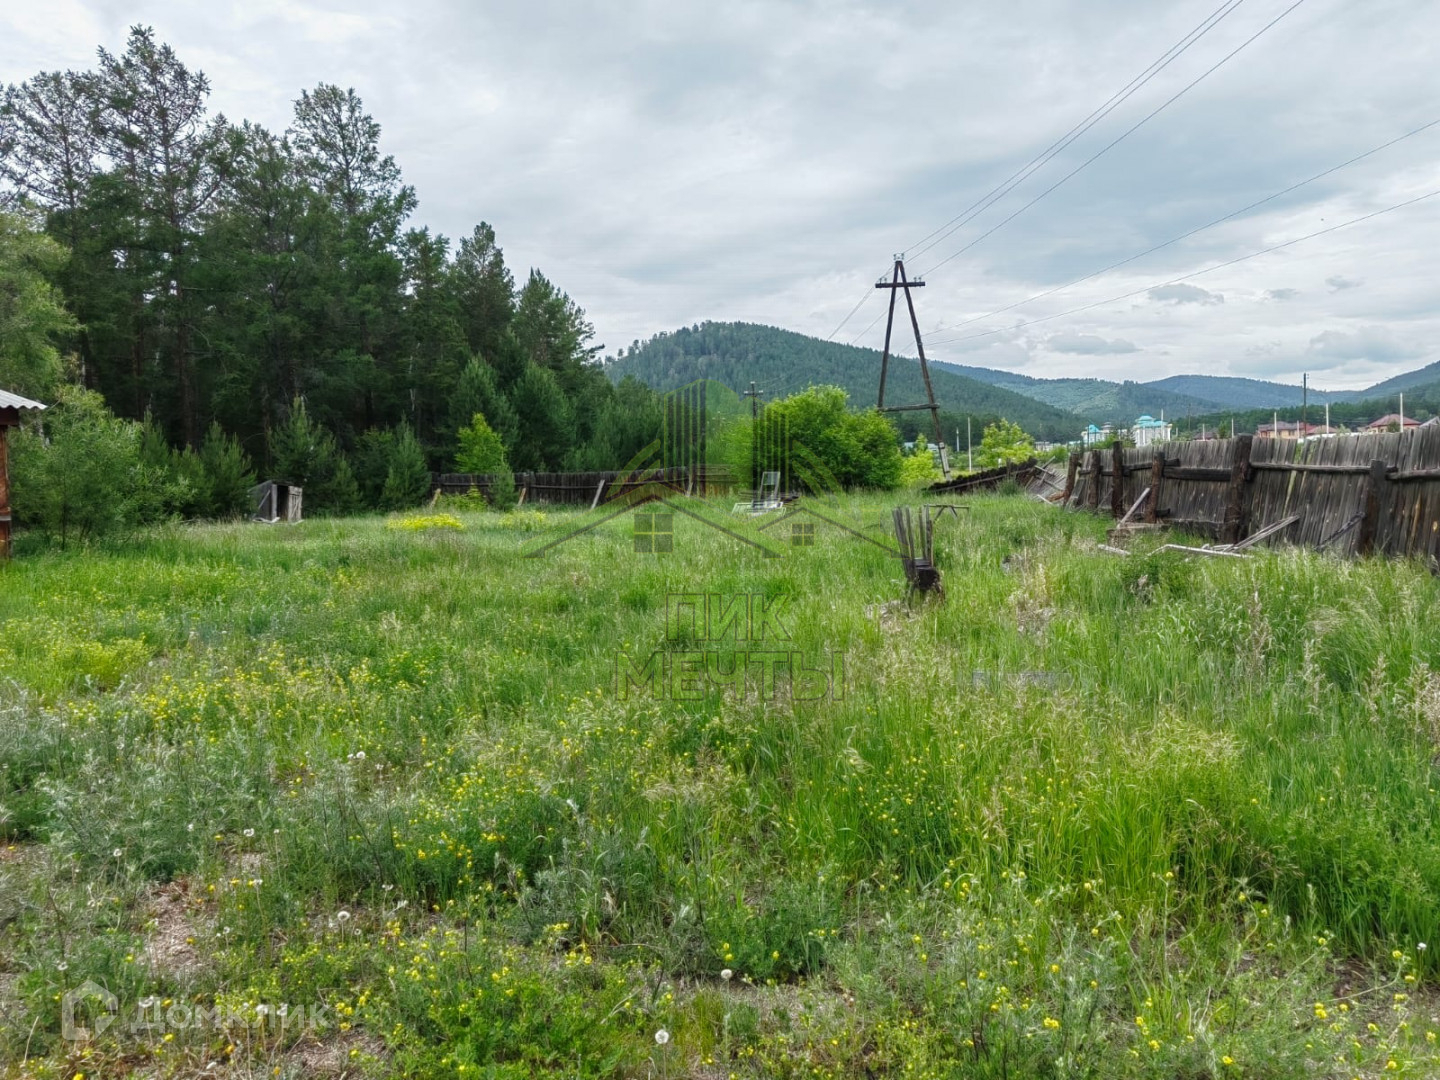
[1088,451,1101,511]
[1111,441,1125,519]
[1357,458,1390,556]
[1221,434,1254,545]
[1063,452,1079,504]
[1146,449,1165,524]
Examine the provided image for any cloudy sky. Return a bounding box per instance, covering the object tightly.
[4,0,1438,390]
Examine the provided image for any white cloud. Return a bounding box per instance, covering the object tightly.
[1307,326,1421,363]
[1147,284,1225,306]
[1044,332,1138,355]
[1325,275,1363,292]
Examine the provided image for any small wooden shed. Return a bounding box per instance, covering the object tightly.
[0,389,47,558]
[252,480,303,523]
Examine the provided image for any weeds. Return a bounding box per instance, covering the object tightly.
[2,495,1440,1076]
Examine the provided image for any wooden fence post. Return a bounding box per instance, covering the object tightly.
[1357,458,1390,556]
[1146,448,1164,524]
[1221,434,1253,545]
[0,424,10,560]
[1088,451,1101,511]
[1111,442,1125,519]
[1063,452,1079,505]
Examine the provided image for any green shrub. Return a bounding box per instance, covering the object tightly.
[10,386,144,544]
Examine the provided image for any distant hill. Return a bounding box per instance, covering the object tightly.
[1144,375,1346,410]
[1348,360,1440,401]
[607,322,1083,441]
[937,363,1219,420]
[608,322,1440,438]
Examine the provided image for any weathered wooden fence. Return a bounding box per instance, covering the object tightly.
[1063,427,1440,560]
[433,465,736,506]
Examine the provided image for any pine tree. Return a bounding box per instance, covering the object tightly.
[198,421,257,517]
[509,364,573,470]
[380,424,431,509]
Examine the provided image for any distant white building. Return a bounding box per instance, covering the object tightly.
[1132,415,1172,447]
[1081,423,1112,447]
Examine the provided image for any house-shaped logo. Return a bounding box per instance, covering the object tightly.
[521,379,898,560]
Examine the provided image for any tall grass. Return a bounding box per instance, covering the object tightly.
[2,496,1438,1076]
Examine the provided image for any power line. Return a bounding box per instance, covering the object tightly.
[926,116,1440,338]
[906,0,1249,262]
[825,0,1249,342]
[918,0,1310,279]
[924,187,1440,349]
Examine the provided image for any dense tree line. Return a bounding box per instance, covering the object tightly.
[0,26,663,512]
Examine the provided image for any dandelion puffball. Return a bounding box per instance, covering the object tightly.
[654,1029,670,1046]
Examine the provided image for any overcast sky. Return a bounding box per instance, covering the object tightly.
[4,0,1438,390]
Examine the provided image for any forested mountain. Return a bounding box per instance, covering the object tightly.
[1347,360,1440,401]
[935,364,1218,420]
[1144,375,1346,409]
[607,322,1083,441]
[0,26,662,495]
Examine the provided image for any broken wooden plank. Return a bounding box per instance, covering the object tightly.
[1232,514,1300,552]
[1119,487,1151,525]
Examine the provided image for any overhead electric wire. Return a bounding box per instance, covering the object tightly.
[923,116,1440,340]
[917,0,1310,281]
[824,0,1250,342]
[922,186,1440,349]
[904,0,1248,261]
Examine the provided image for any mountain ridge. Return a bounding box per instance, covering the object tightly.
[607,321,1439,436]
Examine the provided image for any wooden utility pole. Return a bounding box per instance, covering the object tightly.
[742,381,765,507]
[875,258,949,478]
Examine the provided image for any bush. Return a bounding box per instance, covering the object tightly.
[487,469,519,511]
[10,386,144,545]
[760,385,903,490]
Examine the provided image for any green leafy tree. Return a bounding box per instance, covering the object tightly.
[455,413,508,473]
[380,423,431,509]
[0,211,75,398]
[973,418,1036,469]
[762,385,903,490]
[899,438,944,488]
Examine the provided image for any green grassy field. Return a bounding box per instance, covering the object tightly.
[3,494,1440,1078]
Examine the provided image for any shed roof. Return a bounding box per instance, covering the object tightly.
[0,389,46,411]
